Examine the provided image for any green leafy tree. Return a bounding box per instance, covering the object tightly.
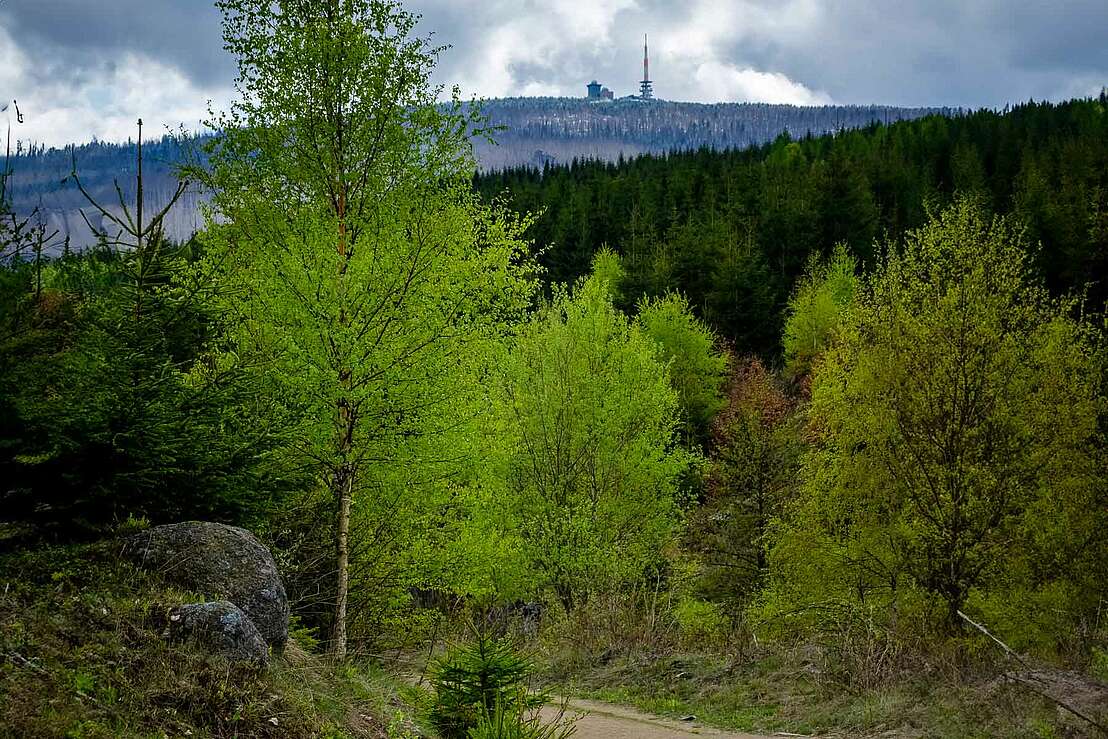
[763,200,1107,640]
[781,244,858,379]
[497,273,688,611]
[635,292,729,445]
[203,0,535,657]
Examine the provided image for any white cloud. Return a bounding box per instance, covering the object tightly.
[0,25,228,148]
[691,61,831,105]
[441,0,638,99]
[428,0,833,105]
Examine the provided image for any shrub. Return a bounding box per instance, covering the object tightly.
[430,626,545,738]
[673,597,728,647]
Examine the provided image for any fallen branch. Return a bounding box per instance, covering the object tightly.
[4,650,49,676]
[957,610,1107,735]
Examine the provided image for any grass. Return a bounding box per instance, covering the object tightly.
[0,538,423,738]
[542,645,1101,738]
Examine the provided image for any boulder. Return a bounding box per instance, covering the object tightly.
[167,600,269,664]
[124,522,289,652]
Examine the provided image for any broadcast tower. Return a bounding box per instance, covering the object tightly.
[639,34,654,100]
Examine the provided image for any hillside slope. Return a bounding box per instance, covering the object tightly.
[476,96,1108,351]
[0,537,418,738]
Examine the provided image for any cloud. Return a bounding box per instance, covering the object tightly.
[692,62,830,105]
[415,0,833,104]
[0,0,229,86]
[2,0,1106,146]
[415,0,638,98]
[0,24,228,146]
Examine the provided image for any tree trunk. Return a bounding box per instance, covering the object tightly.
[333,460,352,660]
[331,177,352,660]
[554,580,575,614]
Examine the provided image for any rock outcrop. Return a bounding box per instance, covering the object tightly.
[124,522,289,653]
[167,600,270,664]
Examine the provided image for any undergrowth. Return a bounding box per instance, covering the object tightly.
[533,593,1108,738]
[0,538,419,738]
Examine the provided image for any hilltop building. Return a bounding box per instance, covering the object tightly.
[586,80,614,101]
[584,35,657,101]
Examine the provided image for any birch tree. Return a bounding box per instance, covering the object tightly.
[203,0,534,658]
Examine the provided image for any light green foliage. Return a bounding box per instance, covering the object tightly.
[762,199,1107,644]
[635,291,729,445]
[781,244,858,378]
[497,273,689,611]
[589,246,624,302]
[673,596,728,646]
[467,699,577,739]
[1091,648,1108,683]
[202,0,537,650]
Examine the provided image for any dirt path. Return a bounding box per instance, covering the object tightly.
[540,698,786,739]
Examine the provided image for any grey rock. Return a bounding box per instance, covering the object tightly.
[168,600,269,664]
[124,522,289,652]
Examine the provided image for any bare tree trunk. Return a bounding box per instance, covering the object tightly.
[135,119,144,320]
[333,459,352,660]
[331,173,352,659]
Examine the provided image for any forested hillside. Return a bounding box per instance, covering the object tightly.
[2,1,1107,737]
[3,97,946,251]
[478,95,1108,353]
[468,97,952,170]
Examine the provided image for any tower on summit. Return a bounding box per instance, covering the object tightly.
[639,34,654,100]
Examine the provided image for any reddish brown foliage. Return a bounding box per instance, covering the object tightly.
[710,354,794,448]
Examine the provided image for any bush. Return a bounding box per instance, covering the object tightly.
[673,597,728,647]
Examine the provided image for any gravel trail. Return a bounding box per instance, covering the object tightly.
[541,698,788,739]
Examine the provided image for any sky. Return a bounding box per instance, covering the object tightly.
[1,0,1106,147]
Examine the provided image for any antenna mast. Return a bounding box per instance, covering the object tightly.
[639,34,654,100]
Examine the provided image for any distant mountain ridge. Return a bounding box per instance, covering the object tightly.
[4,97,955,251]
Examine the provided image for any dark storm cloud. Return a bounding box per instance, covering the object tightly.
[750,0,1108,106]
[2,0,1106,144]
[0,0,230,86]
